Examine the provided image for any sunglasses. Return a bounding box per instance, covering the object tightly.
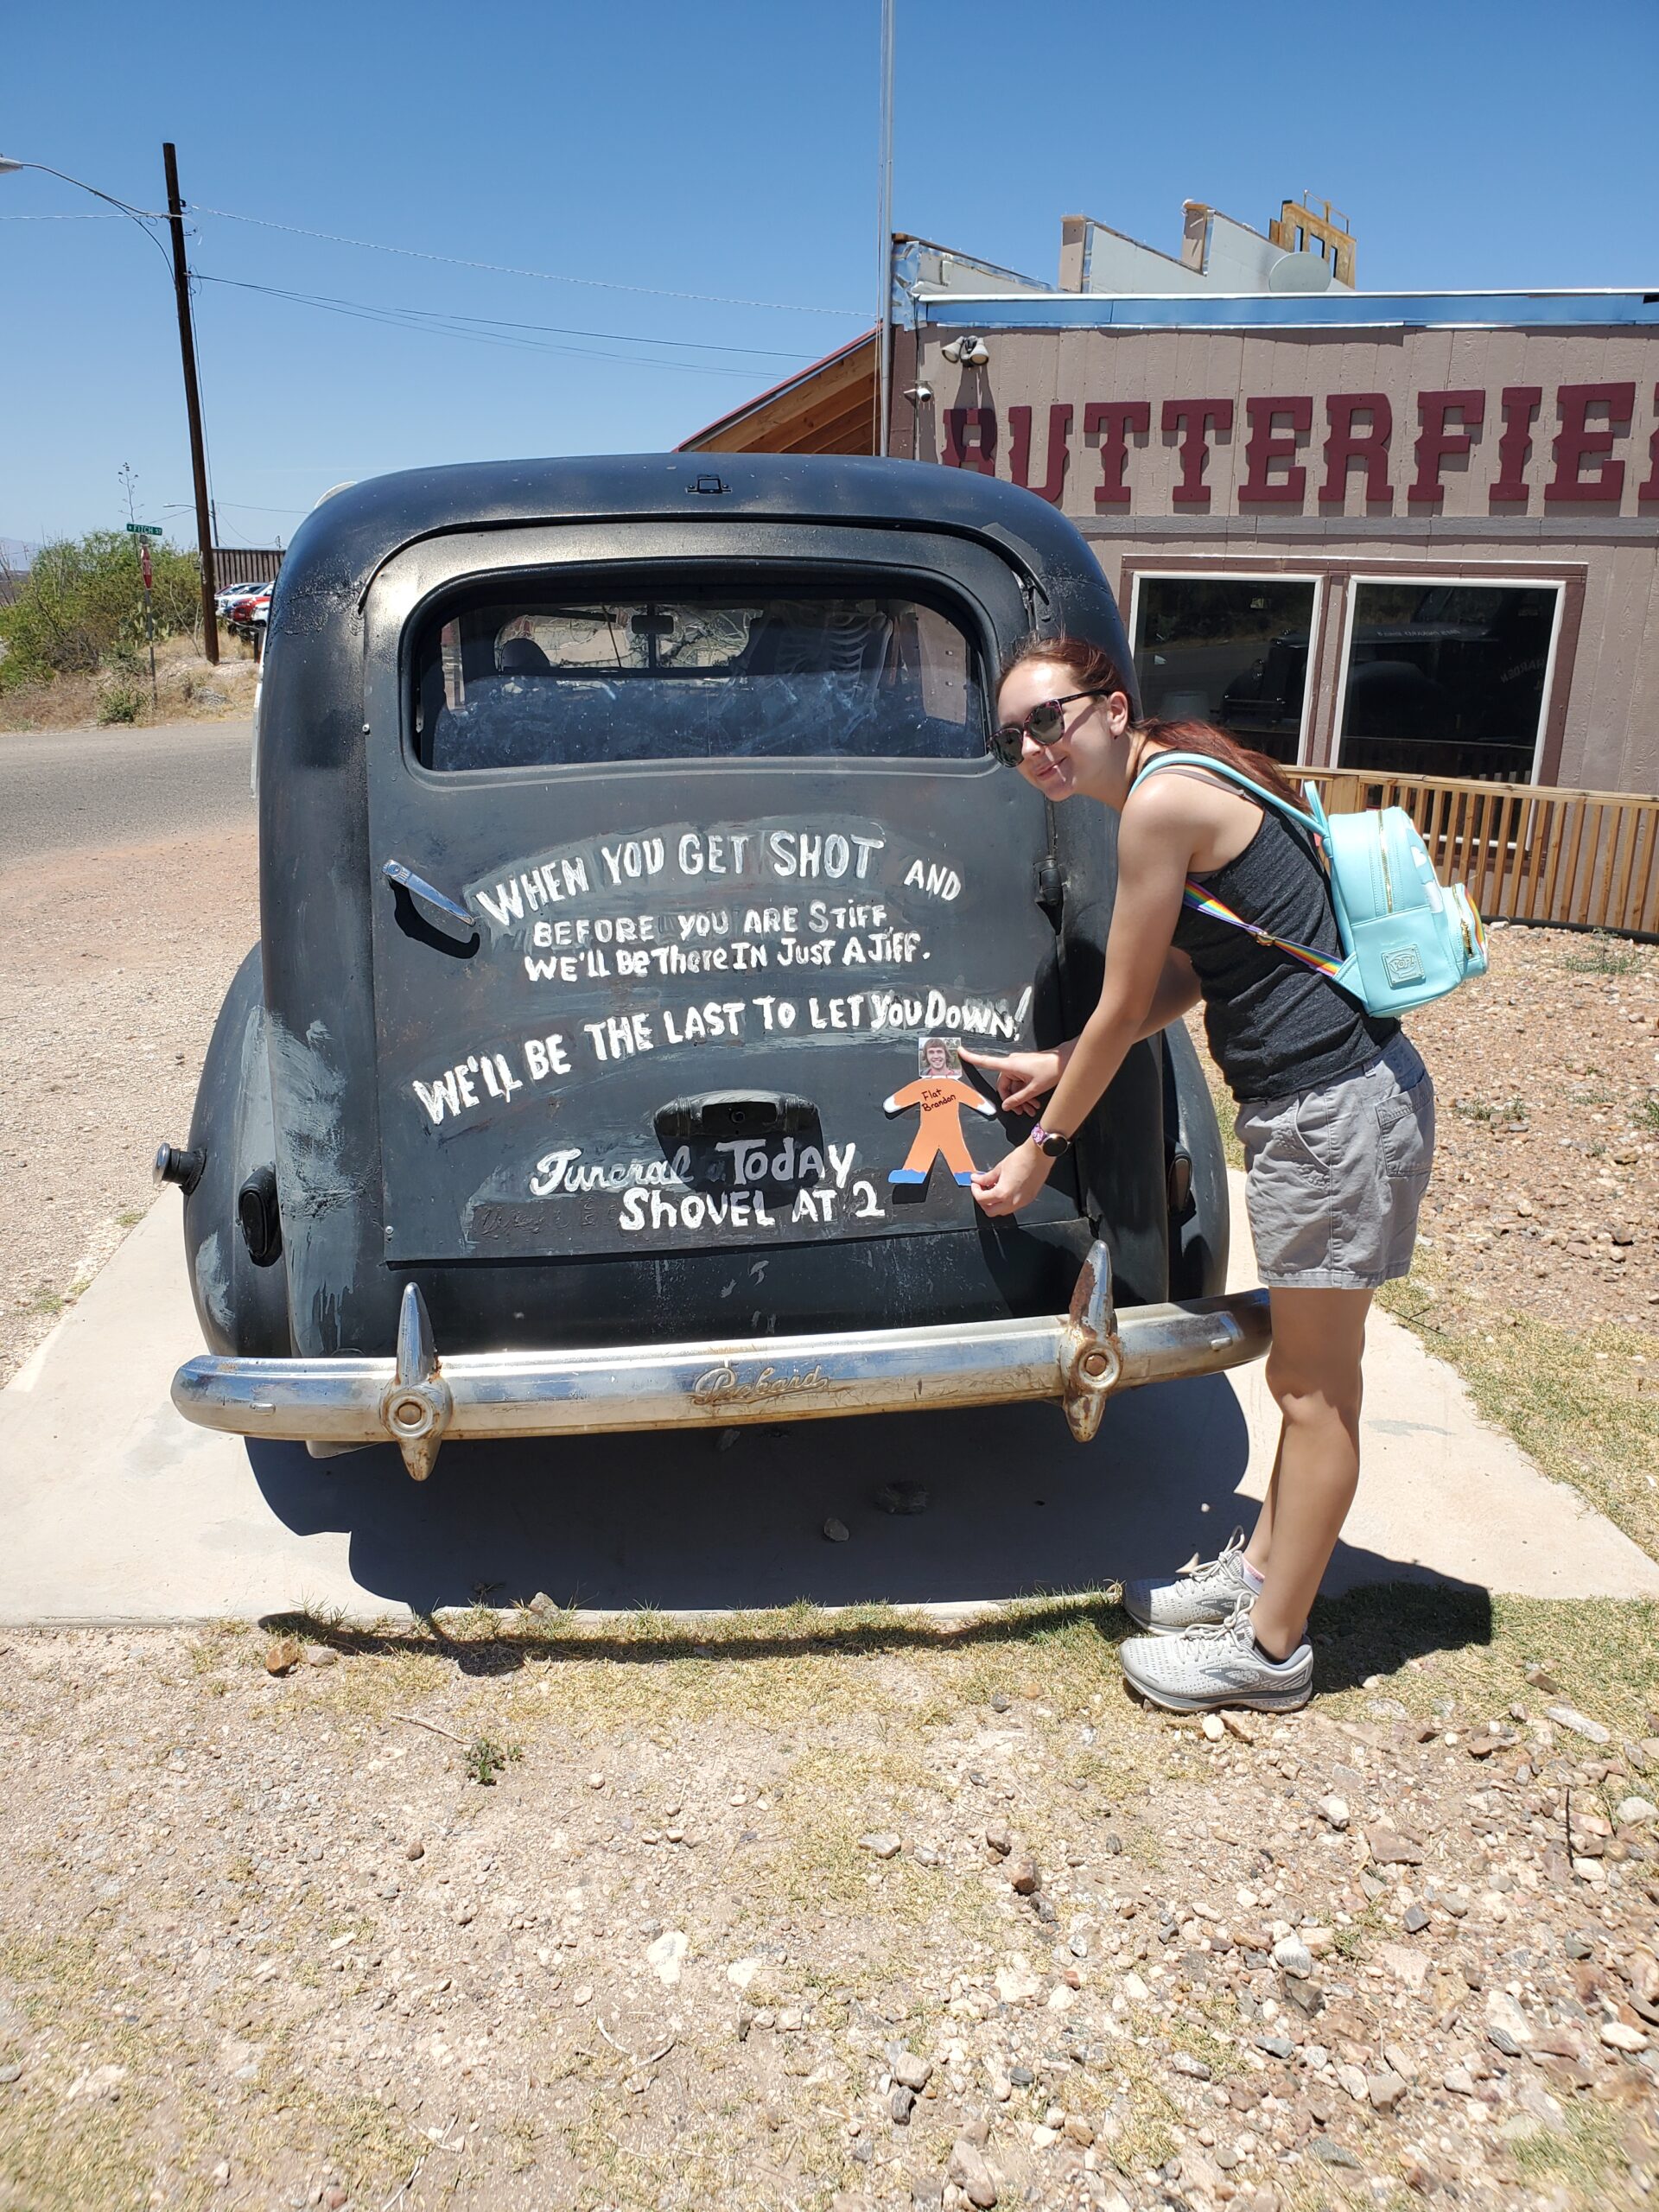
[990,689,1109,767]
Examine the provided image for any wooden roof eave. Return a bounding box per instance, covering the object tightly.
[680,332,878,456]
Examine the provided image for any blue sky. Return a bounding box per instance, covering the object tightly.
[4,0,1656,551]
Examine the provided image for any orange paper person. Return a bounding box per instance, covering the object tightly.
[884,1036,997,1186]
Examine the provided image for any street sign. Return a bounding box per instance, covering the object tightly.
[125,521,163,537]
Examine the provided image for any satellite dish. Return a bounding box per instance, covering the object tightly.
[1268,249,1334,294]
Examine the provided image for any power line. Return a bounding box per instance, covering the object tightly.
[199,272,814,362]
[192,203,859,318]
[1,161,176,276]
[195,272,795,377]
[167,497,310,518]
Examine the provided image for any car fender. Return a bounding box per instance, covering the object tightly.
[180,943,292,1357]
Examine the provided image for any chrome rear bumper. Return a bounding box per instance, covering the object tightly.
[171,1239,1270,1479]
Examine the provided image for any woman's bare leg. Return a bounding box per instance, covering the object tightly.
[1243,1427,1285,1579]
[1248,1285,1372,1661]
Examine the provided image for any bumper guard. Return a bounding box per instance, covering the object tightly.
[171,1239,1270,1480]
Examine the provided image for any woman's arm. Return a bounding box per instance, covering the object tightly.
[969,792,1196,1216]
[1132,944,1201,1042]
[962,947,1199,1115]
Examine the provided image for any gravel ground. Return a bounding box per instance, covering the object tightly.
[1400,926,1659,1334]
[0,819,257,1383]
[0,1600,1654,2212]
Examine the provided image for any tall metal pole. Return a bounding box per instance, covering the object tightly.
[875,0,895,458]
[162,142,219,663]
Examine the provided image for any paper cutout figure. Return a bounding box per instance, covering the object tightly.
[883,1035,997,1186]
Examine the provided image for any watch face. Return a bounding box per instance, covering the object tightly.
[1039,1129,1069,1158]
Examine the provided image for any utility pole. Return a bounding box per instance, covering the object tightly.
[162,142,219,663]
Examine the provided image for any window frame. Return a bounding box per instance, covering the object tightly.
[1330,570,1567,785]
[1125,567,1325,767]
[405,559,998,777]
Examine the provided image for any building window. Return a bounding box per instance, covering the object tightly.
[1336,580,1560,782]
[1129,575,1319,764]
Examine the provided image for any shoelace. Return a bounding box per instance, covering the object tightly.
[1179,1528,1247,1584]
[1176,1595,1258,1646]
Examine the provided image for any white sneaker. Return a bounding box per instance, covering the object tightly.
[1120,1598,1313,1713]
[1121,1527,1255,1636]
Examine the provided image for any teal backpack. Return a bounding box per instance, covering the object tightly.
[1132,751,1489,1017]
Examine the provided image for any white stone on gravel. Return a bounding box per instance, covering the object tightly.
[1614,1796,1657,1827]
[946,2137,999,2208]
[859,1833,901,1859]
[1485,1988,1533,2052]
[1318,1794,1350,1830]
[994,1961,1039,2005]
[1544,1705,1611,1744]
[1376,1942,1430,1993]
[1368,2068,1408,2112]
[645,1929,688,1985]
[1271,1936,1313,1978]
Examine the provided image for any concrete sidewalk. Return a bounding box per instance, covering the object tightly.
[1,1179,1656,1626]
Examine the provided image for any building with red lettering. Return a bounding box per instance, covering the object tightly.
[683,202,1659,795]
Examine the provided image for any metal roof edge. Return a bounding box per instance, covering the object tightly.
[914,289,1659,331]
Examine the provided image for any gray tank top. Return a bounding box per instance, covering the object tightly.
[1167,779,1399,1103]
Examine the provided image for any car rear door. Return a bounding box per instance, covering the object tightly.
[360,524,1084,1281]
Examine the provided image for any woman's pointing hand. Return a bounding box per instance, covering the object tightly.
[959,1046,1065,1116]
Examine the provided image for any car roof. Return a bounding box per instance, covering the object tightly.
[273,452,1108,614]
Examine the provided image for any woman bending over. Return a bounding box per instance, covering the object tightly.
[964,637,1435,1713]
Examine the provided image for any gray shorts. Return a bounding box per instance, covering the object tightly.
[1234,1033,1435,1291]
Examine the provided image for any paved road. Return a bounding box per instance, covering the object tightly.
[0,720,255,867]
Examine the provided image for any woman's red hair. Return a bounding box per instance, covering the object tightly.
[1000,634,1302,809]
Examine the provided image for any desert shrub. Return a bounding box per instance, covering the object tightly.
[0,531,201,690]
[96,683,145,725]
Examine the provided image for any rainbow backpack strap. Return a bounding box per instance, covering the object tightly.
[1179,880,1347,980]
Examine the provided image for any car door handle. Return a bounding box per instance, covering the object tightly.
[653,1091,818,1147]
[383,859,474,931]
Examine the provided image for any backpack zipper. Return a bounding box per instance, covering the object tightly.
[1377,816,1395,913]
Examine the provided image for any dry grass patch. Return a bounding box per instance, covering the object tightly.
[0,634,259,733]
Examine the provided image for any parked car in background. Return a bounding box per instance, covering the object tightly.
[159,454,1268,1478]
[216,578,273,616]
[221,588,270,646]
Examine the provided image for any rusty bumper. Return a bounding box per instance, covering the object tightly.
[171,1240,1270,1479]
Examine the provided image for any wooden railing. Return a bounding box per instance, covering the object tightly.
[1303,770,1659,939]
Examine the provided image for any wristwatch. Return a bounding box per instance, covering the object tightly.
[1029,1125,1071,1159]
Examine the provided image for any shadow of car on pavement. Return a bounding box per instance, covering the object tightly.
[247,1370,1493,1676]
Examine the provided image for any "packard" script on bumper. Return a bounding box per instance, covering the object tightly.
[691,1361,833,1408]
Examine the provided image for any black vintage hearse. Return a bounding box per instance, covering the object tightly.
[161,455,1268,1478]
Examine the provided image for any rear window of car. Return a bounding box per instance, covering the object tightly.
[411,575,989,769]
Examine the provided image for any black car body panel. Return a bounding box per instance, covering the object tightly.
[168,454,1257,1464]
